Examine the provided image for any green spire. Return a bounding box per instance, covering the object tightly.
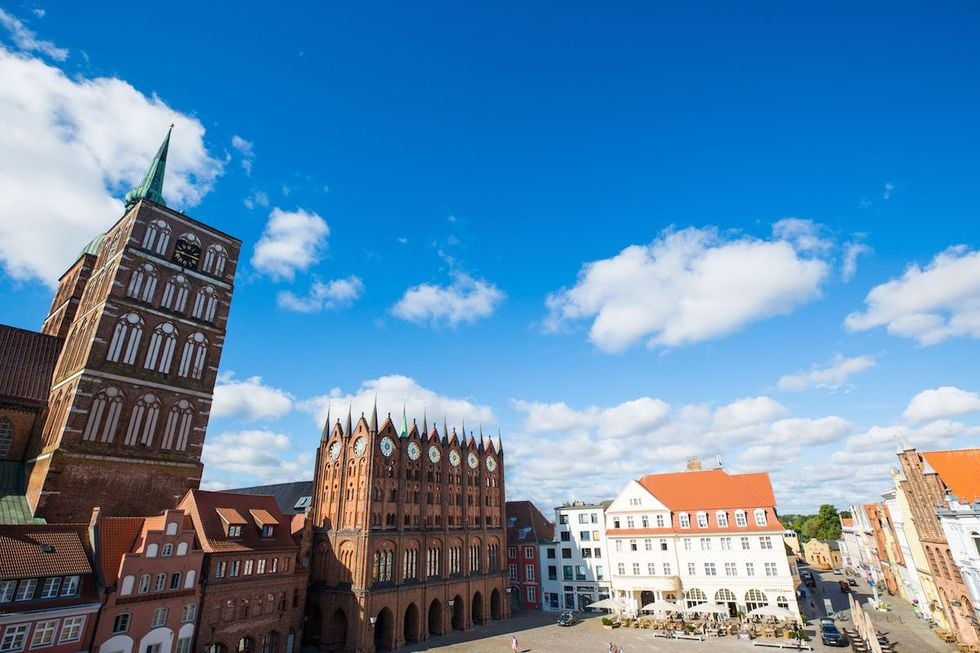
[399,405,409,438]
[124,124,173,208]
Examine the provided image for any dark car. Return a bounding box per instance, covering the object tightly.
[821,624,848,647]
[804,577,816,588]
[557,611,576,627]
[839,580,851,593]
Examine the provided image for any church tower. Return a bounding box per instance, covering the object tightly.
[307,405,508,652]
[26,126,241,522]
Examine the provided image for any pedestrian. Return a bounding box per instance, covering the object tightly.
[608,643,614,653]
[512,635,518,652]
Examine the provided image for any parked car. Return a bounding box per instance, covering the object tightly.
[848,578,858,587]
[839,580,851,593]
[819,617,835,627]
[805,577,816,588]
[833,568,843,575]
[557,611,576,627]
[821,624,848,647]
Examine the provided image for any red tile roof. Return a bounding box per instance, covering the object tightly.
[96,517,145,584]
[0,524,92,580]
[638,469,777,511]
[921,449,980,503]
[505,500,554,544]
[0,325,63,408]
[179,490,298,553]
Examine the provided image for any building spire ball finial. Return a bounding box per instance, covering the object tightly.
[124,124,173,209]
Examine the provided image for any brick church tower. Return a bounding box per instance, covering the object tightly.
[306,404,509,652]
[25,126,241,522]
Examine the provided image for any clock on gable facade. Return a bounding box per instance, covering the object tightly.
[173,238,201,269]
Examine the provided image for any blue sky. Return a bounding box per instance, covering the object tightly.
[1,2,979,513]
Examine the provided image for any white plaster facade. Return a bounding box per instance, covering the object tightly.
[938,498,980,629]
[539,502,612,612]
[605,474,800,621]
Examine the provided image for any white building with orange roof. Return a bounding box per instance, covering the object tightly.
[605,460,800,621]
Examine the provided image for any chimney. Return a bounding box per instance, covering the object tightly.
[686,457,702,471]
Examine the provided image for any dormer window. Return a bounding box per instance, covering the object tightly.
[228,525,242,538]
[754,509,767,526]
[217,507,248,538]
[262,525,275,538]
[678,513,690,528]
[250,508,280,538]
[716,511,729,527]
[735,510,747,527]
[696,512,708,528]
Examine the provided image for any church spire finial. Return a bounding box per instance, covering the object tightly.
[125,124,173,209]
[370,395,379,434]
[320,404,331,443]
[400,404,409,438]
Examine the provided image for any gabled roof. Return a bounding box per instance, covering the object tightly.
[505,500,554,544]
[0,524,92,580]
[922,449,980,502]
[96,517,145,584]
[230,481,314,515]
[179,490,297,553]
[638,469,776,511]
[0,324,62,408]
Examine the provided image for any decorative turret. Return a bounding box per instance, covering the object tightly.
[124,124,172,208]
[370,397,378,434]
[320,405,331,443]
[400,406,409,438]
[345,405,353,438]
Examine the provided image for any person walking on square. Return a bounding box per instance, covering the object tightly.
[512,635,518,652]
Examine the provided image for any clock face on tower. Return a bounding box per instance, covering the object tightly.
[449,450,461,467]
[328,442,341,460]
[428,445,441,463]
[173,238,201,269]
[467,452,479,469]
[486,455,497,472]
[407,442,421,460]
[353,437,366,456]
[380,436,395,457]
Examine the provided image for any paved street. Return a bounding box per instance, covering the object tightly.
[395,565,955,653]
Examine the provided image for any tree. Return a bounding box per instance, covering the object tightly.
[808,504,842,541]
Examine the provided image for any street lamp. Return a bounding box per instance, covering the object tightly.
[448,599,455,608]
[369,616,377,627]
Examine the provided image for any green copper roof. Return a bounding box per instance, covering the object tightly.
[79,232,106,257]
[124,124,173,208]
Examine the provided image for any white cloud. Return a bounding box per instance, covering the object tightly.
[903,386,980,423]
[211,373,294,422]
[883,181,894,200]
[392,272,504,328]
[231,135,254,175]
[544,226,829,352]
[298,374,496,432]
[842,241,871,282]
[713,396,788,430]
[277,276,364,312]
[772,218,833,253]
[243,190,269,210]
[845,246,980,345]
[202,430,312,483]
[505,393,852,512]
[777,354,877,392]
[0,9,67,60]
[0,45,223,285]
[251,207,329,280]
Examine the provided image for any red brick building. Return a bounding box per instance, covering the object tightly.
[897,448,980,644]
[504,501,553,611]
[17,127,241,523]
[307,409,509,651]
[178,490,307,653]
[0,523,101,652]
[91,508,204,653]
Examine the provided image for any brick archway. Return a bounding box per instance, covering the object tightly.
[427,598,443,636]
[490,588,502,620]
[403,603,420,644]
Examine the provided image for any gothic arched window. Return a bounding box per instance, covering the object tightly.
[161,274,190,313]
[162,400,194,451]
[124,393,160,446]
[203,244,229,277]
[177,332,209,380]
[142,219,172,256]
[192,286,218,322]
[144,322,178,373]
[127,263,158,303]
[0,419,12,459]
[83,386,124,442]
[106,313,144,365]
